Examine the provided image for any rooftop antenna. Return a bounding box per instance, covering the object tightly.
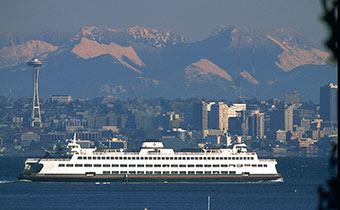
[252,42,256,99]
[235,36,242,102]
[27,58,43,128]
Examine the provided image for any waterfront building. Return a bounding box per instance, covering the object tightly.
[276,129,287,143]
[169,112,180,129]
[51,95,72,103]
[21,132,40,147]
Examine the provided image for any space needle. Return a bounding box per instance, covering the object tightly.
[27,58,43,128]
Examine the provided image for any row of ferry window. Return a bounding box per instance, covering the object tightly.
[77,156,255,160]
[102,171,237,175]
[58,163,267,168]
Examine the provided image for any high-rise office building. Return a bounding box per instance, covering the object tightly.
[208,102,229,133]
[284,91,301,105]
[183,103,193,129]
[227,104,246,135]
[248,110,265,139]
[192,101,208,131]
[228,104,246,117]
[320,83,338,124]
[284,105,294,132]
[300,118,311,133]
[268,108,284,132]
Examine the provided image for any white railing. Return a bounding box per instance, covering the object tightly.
[85,151,256,156]
[40,158,71,161]
[259,159,276,162]
[93,152,139,155]
[26,158,40,162]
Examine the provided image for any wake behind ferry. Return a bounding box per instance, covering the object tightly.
[18,135,282,183]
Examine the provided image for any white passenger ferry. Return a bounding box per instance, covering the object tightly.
[18,135,282,182]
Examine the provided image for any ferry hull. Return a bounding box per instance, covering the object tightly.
[18,174,282,183]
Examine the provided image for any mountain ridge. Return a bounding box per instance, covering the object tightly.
[0,25,336,102]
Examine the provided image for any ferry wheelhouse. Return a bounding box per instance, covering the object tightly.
[18,135,282,183]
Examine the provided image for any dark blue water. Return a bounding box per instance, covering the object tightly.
[0,157,330,210]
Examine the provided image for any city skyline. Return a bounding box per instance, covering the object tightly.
[0,89,337,157]
[0,1,337,209]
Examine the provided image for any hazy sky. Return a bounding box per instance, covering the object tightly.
[0,0,327,47]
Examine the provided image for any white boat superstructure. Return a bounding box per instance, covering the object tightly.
[18,135,282,182]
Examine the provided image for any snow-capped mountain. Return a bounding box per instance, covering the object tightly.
[71,37,144,73]
[0,25,336,101]
[0,40,58,69]
[72,25,184,48]
[185,58,232,83]
[127,25,185,48]
[206,25,328,71]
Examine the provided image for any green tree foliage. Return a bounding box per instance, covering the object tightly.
[318,0,338,209]
[320,0,339,63]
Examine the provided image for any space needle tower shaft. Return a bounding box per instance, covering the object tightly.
[27,58,43,128]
